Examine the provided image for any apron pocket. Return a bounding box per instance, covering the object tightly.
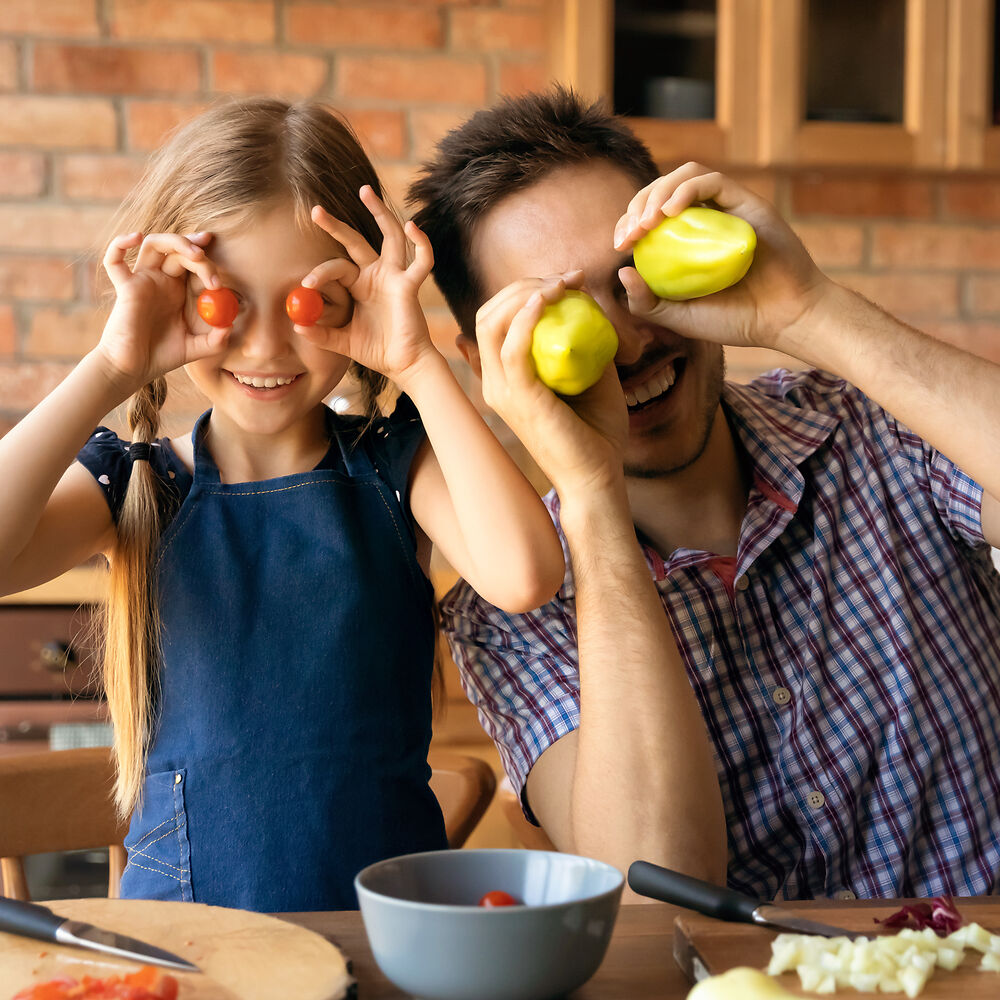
[121,768,193,902]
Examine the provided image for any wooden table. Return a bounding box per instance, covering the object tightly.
[284,902,691,998]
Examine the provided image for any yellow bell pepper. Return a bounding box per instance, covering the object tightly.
[633,206,756,300]
[530,290,618,396]
[686,967,799,1000]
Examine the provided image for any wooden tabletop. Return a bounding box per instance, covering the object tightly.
[283,902,691,998]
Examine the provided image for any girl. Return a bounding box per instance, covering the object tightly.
[0,99,564,911]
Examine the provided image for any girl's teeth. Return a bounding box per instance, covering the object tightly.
[234,374,295,388]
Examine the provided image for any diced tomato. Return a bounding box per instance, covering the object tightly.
[12,967,178,1000]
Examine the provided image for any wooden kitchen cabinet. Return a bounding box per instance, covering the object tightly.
[549,0,1000,170]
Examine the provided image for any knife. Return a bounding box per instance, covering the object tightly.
[628,860,859,938]
[0,897,200,973]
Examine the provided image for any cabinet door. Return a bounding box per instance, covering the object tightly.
[758,0,948,167]
[550,0,761,165]
[946,0,1000,167]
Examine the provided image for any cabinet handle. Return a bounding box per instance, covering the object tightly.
[40,640,76,672]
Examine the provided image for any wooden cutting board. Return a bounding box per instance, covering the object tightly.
[0,899,354,999]
[674,898,1000,998]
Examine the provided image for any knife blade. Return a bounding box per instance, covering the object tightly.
[0,896,201,973]
[627,860,859,938]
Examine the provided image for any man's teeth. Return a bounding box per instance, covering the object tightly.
[233,373,296,388]
[624,364,676,408]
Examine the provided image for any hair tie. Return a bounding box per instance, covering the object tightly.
[129,442,152,462]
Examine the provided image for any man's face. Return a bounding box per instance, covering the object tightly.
[470,161,724,478]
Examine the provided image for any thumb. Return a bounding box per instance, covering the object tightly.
[619,264,683,328]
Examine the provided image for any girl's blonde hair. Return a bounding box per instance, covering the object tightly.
[102,99,391,819]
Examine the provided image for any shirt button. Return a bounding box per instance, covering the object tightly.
[735,575,750,591]
[806,790,825,809]
[772,686,791,706]
[835,889,856,901]
[174,773,182,785]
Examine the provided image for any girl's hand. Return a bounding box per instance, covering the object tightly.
[476,272,630,499]
[98,230,230,391]
[294,186,438,385]
[612,162,832,354]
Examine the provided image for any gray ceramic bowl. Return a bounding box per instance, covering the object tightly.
[355,848,624,1000]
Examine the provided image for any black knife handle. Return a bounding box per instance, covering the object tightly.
[0,897,62,942]
[627,860,760,922]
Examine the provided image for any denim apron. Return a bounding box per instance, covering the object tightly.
[119,408,447,911]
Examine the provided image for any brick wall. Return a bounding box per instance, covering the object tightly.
[1,1,999,444]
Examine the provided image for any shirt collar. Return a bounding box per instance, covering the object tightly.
[721,375,840,507]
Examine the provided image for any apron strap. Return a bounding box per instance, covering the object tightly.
[190,410,221,485]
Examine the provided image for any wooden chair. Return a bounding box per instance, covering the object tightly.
[497,776,557,851]
[0,747,496,900]
[427,750,496,848]
[0,747,127,901]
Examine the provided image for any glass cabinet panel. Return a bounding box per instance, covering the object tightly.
[993,0,1000,125]
[613,0,717,120]
[805,0,906,123]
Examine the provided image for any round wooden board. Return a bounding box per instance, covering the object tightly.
[1,898,353,999]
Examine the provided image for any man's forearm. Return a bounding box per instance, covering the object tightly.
[777,282,1000,501]
[558,484,727,885]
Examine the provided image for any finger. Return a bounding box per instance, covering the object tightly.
[160,250,221,290]
[310,205,378,268]
[619,264,661,315]
[404,220,434,283]
[300,256,361,292]
[497,290,551,385]
[134,233,208,273]
[660,170,758,219]
[613,162,711,249]
[359,185,406,267]
[102,232,143,291]
[184,324,232,362]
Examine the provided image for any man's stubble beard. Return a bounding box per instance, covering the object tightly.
[623,351,726,480]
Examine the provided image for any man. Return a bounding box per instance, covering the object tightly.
[408,88,1000,900]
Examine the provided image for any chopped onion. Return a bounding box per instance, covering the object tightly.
[767,922,1000,997]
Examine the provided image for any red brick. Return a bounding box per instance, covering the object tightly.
[725,346,801,383]
[790,173,935,218]
[286,4,442,49]
[410,108,468,162]
[498,60,550,99]
[920,321,1000,365]
[0,205,111,253]
[451,9,546,53]
[0,306,15,356]
[967,275,1000,315]
[0,96,116,149]
[838,272,959,317]
[871,224,1000,270]
[212,49,328,97]
[337,54,487,106]
[0,41,18,91]
[724,169,780,208]
[0,153,46,197]
[790,222,866,269]
[110,1,275,43]
[345,109,408,162]
[33,44,201,96]
[2,0,100,36]
[26,306,104,358]
[125,100,211,152]
[59,154,146,201]
[0,256,76,300]
[942,178,1000,222]
[0,361,74,411]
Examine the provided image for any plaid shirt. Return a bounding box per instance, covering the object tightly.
[442,370,1000,900]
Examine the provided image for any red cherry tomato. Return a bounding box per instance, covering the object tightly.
[478,889,519,908]
[196,287,239,328]
[285,286,324,326]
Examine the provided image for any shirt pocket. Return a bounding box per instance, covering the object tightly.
[121,768,193,902]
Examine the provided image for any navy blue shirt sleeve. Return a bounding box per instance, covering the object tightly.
[76,428,191,525]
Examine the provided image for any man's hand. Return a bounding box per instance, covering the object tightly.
[613,162,831,355]
[475,272,629,499]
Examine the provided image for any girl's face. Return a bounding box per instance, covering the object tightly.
[184,205,353,444]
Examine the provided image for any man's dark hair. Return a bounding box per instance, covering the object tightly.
[407,85,660,338]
